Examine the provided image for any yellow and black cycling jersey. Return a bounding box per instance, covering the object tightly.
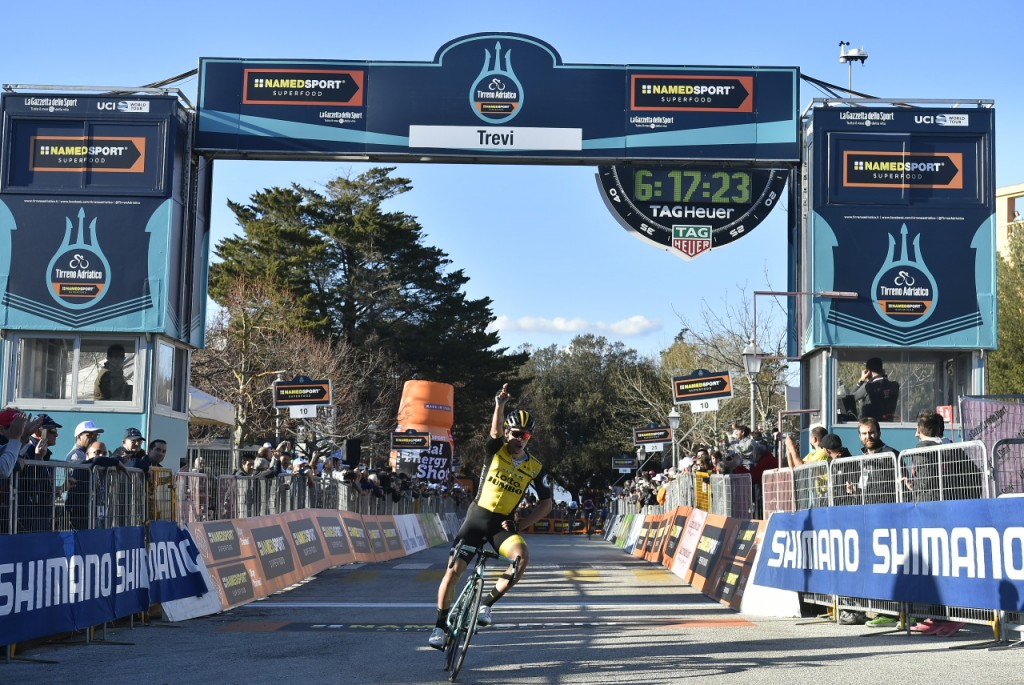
[473,437,552,516]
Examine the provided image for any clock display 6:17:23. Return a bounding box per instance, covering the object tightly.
[632,168,752,204]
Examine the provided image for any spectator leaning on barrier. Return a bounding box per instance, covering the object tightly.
[15,414,64,533]
[785,425,829,467]
[112,427,146,464]
[851,417,899,505]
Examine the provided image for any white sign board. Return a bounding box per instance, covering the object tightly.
[689,398,720,414]
[289,405,318,419]
[643,443,664,452]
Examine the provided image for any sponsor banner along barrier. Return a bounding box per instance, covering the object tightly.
[613,507,768,611]
[1,527,151,646]
[188,510,450,613]
[671,507,708,584]
[3,511,449,645]
[753,498,1024,611]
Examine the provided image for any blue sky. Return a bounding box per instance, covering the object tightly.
[4,0,1021,357]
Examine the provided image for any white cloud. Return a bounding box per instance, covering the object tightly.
[490,314,660,338]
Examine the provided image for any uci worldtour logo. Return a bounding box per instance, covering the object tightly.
[470,41,523,124]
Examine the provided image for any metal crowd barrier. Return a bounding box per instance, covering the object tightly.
[709,473,752,518]
[3,462,464,535]
[900,440,989,501]
[762,468,795,517]
[793,461,831,510]
[2,461,147,534]
[828,452,900,506]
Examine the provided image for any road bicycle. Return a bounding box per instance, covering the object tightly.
[442,542,520,682]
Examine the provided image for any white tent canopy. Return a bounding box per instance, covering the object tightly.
[189,387,234,426]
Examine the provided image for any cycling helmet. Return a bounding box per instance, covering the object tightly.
[504,409,537,432]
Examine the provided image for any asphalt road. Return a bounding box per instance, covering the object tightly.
[5,535,1018,684]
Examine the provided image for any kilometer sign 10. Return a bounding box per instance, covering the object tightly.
[597,165,787,261]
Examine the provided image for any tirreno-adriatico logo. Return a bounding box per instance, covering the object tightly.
[470,41,523,124]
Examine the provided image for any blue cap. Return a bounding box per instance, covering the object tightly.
[37,414,62,429]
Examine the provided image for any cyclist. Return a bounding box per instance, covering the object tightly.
[428,384,553,649]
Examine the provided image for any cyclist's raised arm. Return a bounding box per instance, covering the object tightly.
[491,384,510,439]
[518,497,552,529]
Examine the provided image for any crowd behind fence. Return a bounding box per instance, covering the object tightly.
[2,459,466,536]
[608,439,1022,635]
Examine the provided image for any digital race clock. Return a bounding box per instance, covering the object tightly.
[596,165,789,261]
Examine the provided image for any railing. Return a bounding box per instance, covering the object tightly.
[2,463,465,534]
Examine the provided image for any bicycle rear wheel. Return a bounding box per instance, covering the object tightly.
[448,575,484,682]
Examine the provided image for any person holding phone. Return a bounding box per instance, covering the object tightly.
[17,414,63,532]
[0,408,45,478]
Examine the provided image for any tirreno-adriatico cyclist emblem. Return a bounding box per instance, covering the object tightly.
[47,207,111,309]
[470,41,523,124]
[870,224,938,327]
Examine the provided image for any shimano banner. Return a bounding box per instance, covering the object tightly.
[754,499,1024,611]
[0,524,210,645]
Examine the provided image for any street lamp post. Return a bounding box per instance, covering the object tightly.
[667,407,681,471]
[742,340,762,430]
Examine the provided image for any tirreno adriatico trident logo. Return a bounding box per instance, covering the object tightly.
[46,208,111,309]
[470,41,523,124]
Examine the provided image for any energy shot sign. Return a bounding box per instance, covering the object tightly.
[804,106,995,348]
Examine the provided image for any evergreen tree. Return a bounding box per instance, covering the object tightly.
[209,167,525,448]
[989,229,1024,393]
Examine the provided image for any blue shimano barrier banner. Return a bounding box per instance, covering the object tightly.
[147,521,209,604]
[196,33,799,163]
[0,524,210,645]
[754,499,1024,611]
[0,527,148,645]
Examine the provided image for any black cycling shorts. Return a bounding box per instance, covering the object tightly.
[451,503,524,563]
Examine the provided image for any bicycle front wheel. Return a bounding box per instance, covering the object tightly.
[448,575,484,682]
[443,576,473,672]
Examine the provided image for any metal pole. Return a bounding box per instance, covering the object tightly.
[748,373,757,430]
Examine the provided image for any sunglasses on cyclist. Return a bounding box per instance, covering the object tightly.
[508,429,532,440]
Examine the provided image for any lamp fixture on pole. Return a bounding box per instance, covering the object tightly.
[667,407,681,471]
[741,340,762,430]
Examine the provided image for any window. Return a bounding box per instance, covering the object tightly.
[13,335,139,405]
[156,341,189,413]
[834,349,973,425]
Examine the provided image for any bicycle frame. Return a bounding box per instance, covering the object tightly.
[442,542,519,681]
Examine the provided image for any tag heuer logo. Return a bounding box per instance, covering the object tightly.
[673,225,712,259]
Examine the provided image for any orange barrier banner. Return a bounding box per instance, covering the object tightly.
[689,513,732,593]
[709,519,766,608]
[189,509,347,611]
[340,514,378,563]
[631,516,653,558]
[364,515,406,561]
[642,514,667,563]
[314,512,360,564]
[670,507,707,584]
[660,507,691,571]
